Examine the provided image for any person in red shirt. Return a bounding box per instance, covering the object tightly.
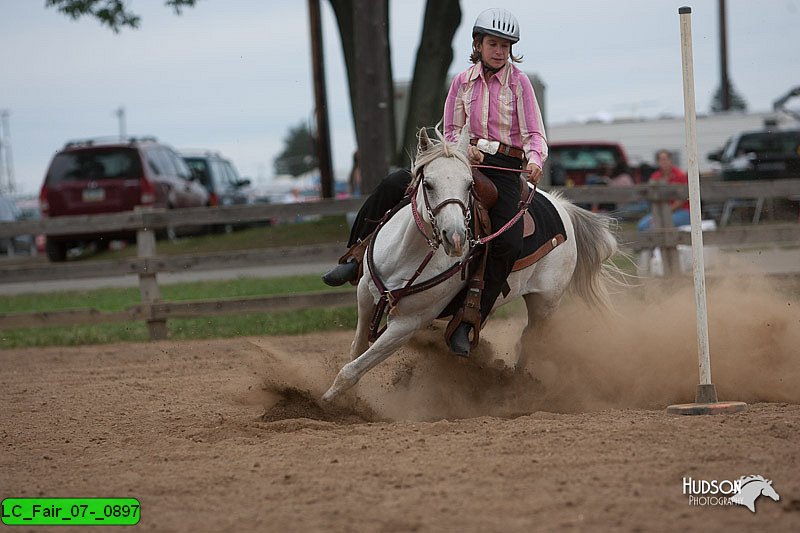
[637,149,691,231]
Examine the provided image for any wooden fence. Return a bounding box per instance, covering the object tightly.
[1,179,798,339]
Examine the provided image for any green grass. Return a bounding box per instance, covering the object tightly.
[0,308,358,349]
[83,214,351,261]
[0,275,357,349]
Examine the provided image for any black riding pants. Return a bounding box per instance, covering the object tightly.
[347,153,524,319]
[347,168,412,247]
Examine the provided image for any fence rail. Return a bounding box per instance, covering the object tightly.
[2,179,798,338]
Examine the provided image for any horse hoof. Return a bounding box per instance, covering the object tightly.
[321,389,337,403]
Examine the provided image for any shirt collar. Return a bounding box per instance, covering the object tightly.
[471,62,511,86]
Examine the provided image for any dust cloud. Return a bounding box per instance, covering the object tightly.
[255,271,800,423]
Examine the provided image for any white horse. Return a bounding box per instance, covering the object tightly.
[322,128,619,402]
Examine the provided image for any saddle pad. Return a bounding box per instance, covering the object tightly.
[512,192,567,272]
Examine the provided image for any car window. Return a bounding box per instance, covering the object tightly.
[46,148,142,183]
[735,131,800,157]
[223,161,242,184]
[144,147,165,175]
[155,148,178,176]
[168,150,193,180]
[551,147,620,170]
[210,160,230,189]
[184,158,212,188]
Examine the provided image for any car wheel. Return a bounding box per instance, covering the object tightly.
[45,239,68,262]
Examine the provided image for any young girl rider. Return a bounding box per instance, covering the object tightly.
[322,8,547,357]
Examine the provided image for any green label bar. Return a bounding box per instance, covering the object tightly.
[2,498,140,526]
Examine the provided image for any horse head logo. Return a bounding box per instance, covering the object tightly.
[730,475,780,513]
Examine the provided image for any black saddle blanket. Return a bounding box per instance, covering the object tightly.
[519,191,567,260]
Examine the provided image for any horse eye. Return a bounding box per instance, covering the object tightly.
[423,182,433,191]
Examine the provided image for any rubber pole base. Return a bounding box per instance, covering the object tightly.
[666,401,748,415]
[666,383,748,415]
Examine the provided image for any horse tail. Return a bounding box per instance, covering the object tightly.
[562,200,621,311]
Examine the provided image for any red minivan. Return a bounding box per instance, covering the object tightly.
[40,137,209,261]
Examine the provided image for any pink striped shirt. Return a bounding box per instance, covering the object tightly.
[444,62,548,168]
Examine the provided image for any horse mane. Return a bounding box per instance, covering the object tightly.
[410,126,470,187]
[739,474,769,486]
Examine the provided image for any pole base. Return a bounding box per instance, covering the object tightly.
[666,383,748,415]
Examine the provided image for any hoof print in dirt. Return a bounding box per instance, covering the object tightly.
[261,387,373,425]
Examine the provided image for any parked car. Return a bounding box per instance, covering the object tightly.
[546,141,648,219]
[0,196,35,256]
[181,150,256,232]
[708,127,800,181]
[39,136,210,261]
[547,141,634,187]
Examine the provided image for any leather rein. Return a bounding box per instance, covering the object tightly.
[367,164,535,341]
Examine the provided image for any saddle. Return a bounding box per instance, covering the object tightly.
[471,169,536,239]
[443,170,567,348]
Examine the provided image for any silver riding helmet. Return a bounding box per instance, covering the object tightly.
[472,8,520,43]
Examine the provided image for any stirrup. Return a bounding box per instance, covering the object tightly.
[449,323,472,357]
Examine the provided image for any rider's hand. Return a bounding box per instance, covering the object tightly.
[526,162,542,185]
[468,145,484,165]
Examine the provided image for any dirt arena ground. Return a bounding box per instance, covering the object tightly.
[2,276,800,532]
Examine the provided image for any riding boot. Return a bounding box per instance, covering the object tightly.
[449,323,472,357]
[321,260,359,287]
[321,235,372,287]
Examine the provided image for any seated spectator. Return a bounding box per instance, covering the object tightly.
[637,149,690,231]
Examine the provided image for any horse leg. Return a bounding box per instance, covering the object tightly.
[515,291,561,371]
[349,280,373,360]
[323,316,420,402]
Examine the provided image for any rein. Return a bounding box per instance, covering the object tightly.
[469,164,537,246]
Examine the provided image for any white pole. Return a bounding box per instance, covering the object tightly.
[679,7,712,386]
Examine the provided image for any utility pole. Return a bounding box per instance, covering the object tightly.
[718,0,731,111]
[116,106,127,140]
[308,0,334,199]
[352,0,391,194]
[0,110,15,194]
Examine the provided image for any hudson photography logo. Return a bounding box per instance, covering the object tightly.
[682,475,781,513]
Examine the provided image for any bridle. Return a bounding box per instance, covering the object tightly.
[409,166,472,250]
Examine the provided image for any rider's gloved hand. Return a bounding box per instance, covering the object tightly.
[468,145,484,165]
[526,162,542,185]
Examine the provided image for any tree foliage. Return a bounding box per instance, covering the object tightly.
[45,0,197,32]
[711,83,748,113]
[274,122,318,177]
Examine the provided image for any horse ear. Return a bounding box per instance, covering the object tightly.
[457,126,470,155]
[417,128,431,154]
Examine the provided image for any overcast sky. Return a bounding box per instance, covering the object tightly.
[1,0,798,194]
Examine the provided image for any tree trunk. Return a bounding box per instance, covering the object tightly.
[396,0,461,166]
[351,0,392,194]
[330,0,395,194]
[328,0,358,126]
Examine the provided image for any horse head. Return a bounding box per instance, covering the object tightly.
[412,127,473,257]
[760,479,780,502]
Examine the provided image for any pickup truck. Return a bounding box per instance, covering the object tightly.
[707,127,800,181]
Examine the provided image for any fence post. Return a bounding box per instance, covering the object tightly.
[135,207,167,340]
[651,185,680,276]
